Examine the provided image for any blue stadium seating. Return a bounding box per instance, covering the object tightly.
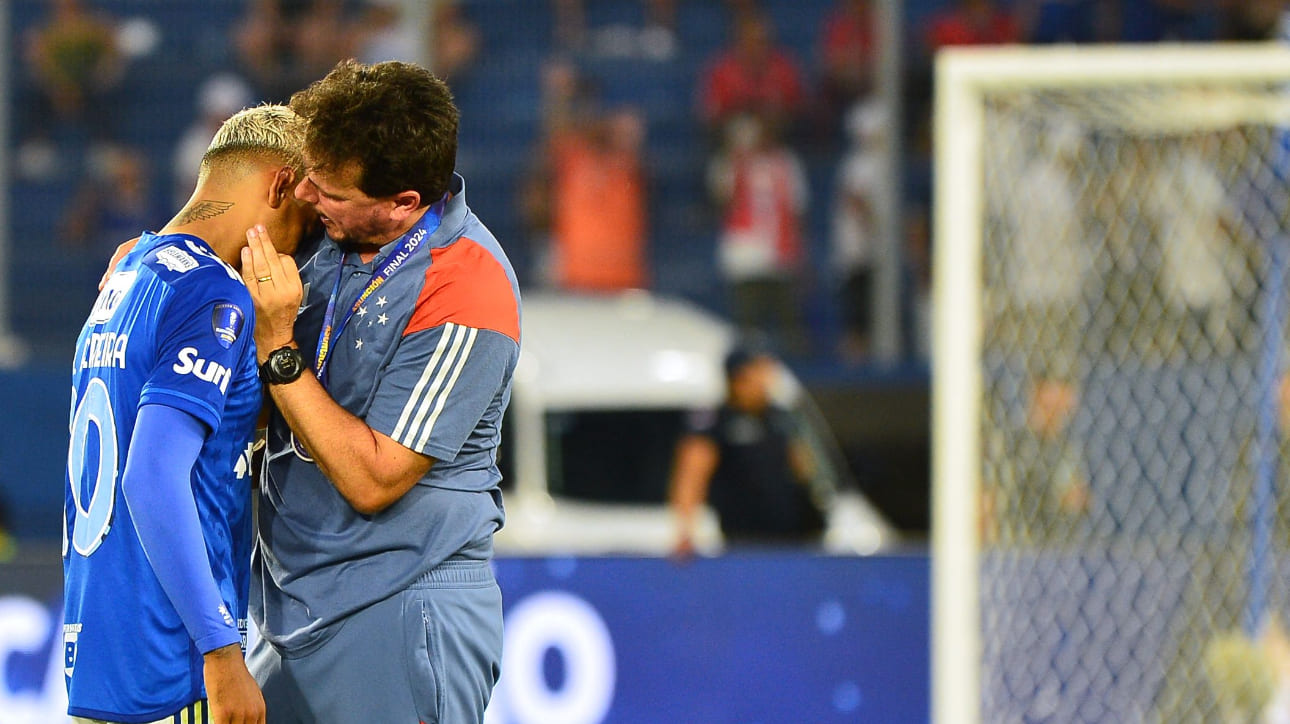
[7,0,893,363]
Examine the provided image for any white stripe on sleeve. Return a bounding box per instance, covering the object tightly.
[395,324,470,449]
[412,326,477,451]
[391,322,461,442]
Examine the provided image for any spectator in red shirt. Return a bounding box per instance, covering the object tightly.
[699,12,807,139]
[926,0,1021,51]
[708,113,811,356]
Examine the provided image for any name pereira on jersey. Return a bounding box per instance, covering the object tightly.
[79,332,129,370]
[173,346,232,394]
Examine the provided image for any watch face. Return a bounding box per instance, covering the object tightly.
[274,351,301,376]
[266,348,304,382]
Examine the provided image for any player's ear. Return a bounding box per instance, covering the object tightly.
[268,167,296,209]
[387,190,422,223]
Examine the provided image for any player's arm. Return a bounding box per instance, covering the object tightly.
[667,432,719,555]
[240,226,432,515]
[121,404,264,724]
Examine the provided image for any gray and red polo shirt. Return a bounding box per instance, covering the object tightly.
[253,174,521,652]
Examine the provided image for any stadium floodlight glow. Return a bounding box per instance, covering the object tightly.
[933,42,1290,724]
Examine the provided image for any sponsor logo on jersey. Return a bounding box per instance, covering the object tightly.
[211,303,245,349]
[155,247,198,273]
[88,271,137,324]
[173,346,232,394]
[79,332,128,370]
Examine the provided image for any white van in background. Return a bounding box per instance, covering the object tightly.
[495,291,895,555]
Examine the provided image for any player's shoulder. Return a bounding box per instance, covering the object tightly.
[429,226,515,284]
[406,230,521,343]
[141,234,249,299]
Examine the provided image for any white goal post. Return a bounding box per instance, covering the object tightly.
[934,43,1290,724]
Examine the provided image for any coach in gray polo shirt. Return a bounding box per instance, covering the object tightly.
[241,60,520,724]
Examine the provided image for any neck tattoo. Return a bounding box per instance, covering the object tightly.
[173,200,234,226]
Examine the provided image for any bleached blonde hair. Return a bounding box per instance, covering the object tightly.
[201,103,305,180]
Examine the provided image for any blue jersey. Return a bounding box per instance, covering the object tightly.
[63,232,260,722]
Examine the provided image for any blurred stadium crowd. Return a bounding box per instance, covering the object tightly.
[4,0,1286,544]
[9,0,1282,367]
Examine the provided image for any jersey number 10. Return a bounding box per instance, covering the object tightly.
[65,378,119,557]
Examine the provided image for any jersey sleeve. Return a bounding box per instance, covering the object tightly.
[140,276,254,432]
[366,323,516,462]
[122,403,241,654]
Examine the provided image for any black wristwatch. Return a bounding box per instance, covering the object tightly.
[259,346,307,385]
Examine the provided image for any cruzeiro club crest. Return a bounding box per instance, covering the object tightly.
[211,303,245,349]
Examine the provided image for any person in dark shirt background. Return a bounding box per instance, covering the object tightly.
[668,340,825,555]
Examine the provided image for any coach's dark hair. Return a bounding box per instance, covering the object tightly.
[290,59,458,202]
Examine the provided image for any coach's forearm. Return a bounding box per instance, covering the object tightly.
[266,367,432,515]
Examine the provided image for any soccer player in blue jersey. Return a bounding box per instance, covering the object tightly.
[65,104,315,724]
[240,60,520,724]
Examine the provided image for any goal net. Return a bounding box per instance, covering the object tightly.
[933,44,1290,724]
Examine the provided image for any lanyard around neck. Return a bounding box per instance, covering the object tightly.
[313,197,447,386]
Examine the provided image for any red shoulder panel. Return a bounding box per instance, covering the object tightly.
[403,238,520,342]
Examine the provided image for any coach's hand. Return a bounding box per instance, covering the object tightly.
[204,643,266,724]
[242,224,304,363]
[98,237,141,290]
